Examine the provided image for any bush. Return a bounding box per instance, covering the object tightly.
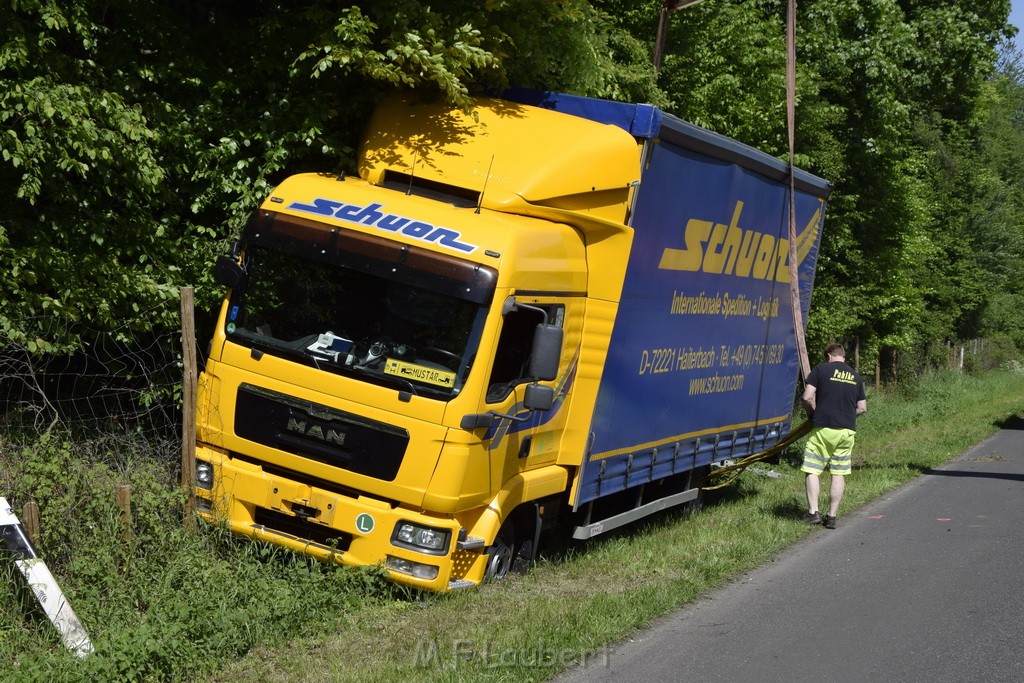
[962,334,1021,375]
[0,430,399,681]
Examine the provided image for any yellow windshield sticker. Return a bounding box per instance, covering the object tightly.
[384,359,456,388]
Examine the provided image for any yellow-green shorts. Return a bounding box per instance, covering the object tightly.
[801,426,856,476]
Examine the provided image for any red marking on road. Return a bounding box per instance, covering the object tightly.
[868,515,885,519]
[936,518,952,522]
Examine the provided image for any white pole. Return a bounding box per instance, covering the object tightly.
[0,497,93,658]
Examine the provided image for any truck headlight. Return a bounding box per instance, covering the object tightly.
[386,555,440,581]
[391,522,451,555]
[195,461,214,490]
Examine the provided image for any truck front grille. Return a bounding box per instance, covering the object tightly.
[234,383,409,481]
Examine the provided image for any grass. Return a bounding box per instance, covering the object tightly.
[1,368,1022,682]
[210,368,1024,683]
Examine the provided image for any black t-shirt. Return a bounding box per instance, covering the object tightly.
[806,361,865,431]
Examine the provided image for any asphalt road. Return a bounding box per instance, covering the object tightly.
[554,418,1024,683]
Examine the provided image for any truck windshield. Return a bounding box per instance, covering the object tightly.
[224,211,497,400]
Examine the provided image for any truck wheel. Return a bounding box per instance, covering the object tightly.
[485,522,515,581]
[485,507,541,581]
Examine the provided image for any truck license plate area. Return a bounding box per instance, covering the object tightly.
[289,502,320,520]
[253,507,352,551]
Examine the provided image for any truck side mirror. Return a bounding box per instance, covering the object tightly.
[523,383,554,411]
[461,381,556,430]
[529,324,562,381]
[214,254,246,290]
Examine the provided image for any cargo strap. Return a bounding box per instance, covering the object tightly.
[704,420,811,489]
[786,0,811,383]
[706,2,811,492]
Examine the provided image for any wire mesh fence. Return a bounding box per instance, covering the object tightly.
[0,305,189,447]
[0,296,200,572]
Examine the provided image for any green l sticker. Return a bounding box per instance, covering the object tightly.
[355,513,375,534]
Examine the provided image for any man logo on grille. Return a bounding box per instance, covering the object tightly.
[286,417,346,446]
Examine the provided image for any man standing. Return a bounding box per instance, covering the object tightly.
[800,343,867,529]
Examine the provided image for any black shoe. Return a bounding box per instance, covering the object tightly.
[824,515,837,529]
[804,512,822,526]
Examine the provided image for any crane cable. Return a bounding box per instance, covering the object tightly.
[707,0,811,487]
[785,0,810,383]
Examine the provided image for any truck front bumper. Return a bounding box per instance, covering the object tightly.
[193,446,485,592]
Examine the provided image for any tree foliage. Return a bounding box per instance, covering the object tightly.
[638,0,1019,374]
[0,1,654,349]
[1,0,1023,379]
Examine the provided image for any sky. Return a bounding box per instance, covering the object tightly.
[1013,1,1024,36]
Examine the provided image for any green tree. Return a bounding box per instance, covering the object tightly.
[603,1,1019,375]
[0,2,174,350]
[0,1,634,350]
[790,0,1012,372]
[967,41,1024,349]
[3,0,1022,379]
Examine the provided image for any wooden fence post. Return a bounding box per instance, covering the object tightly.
[115,485,132,543]
[180,286,197,529]
[22,501,40,546]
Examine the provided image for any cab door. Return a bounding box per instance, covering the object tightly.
[482,296,582,488]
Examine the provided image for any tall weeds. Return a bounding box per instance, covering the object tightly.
[0,430,399,682]
[1,368,1021,681]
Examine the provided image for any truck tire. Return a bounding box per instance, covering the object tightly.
[484,521,516,581]
[484,507,540,581]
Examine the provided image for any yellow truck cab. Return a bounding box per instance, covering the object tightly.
[194,90,829,591]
